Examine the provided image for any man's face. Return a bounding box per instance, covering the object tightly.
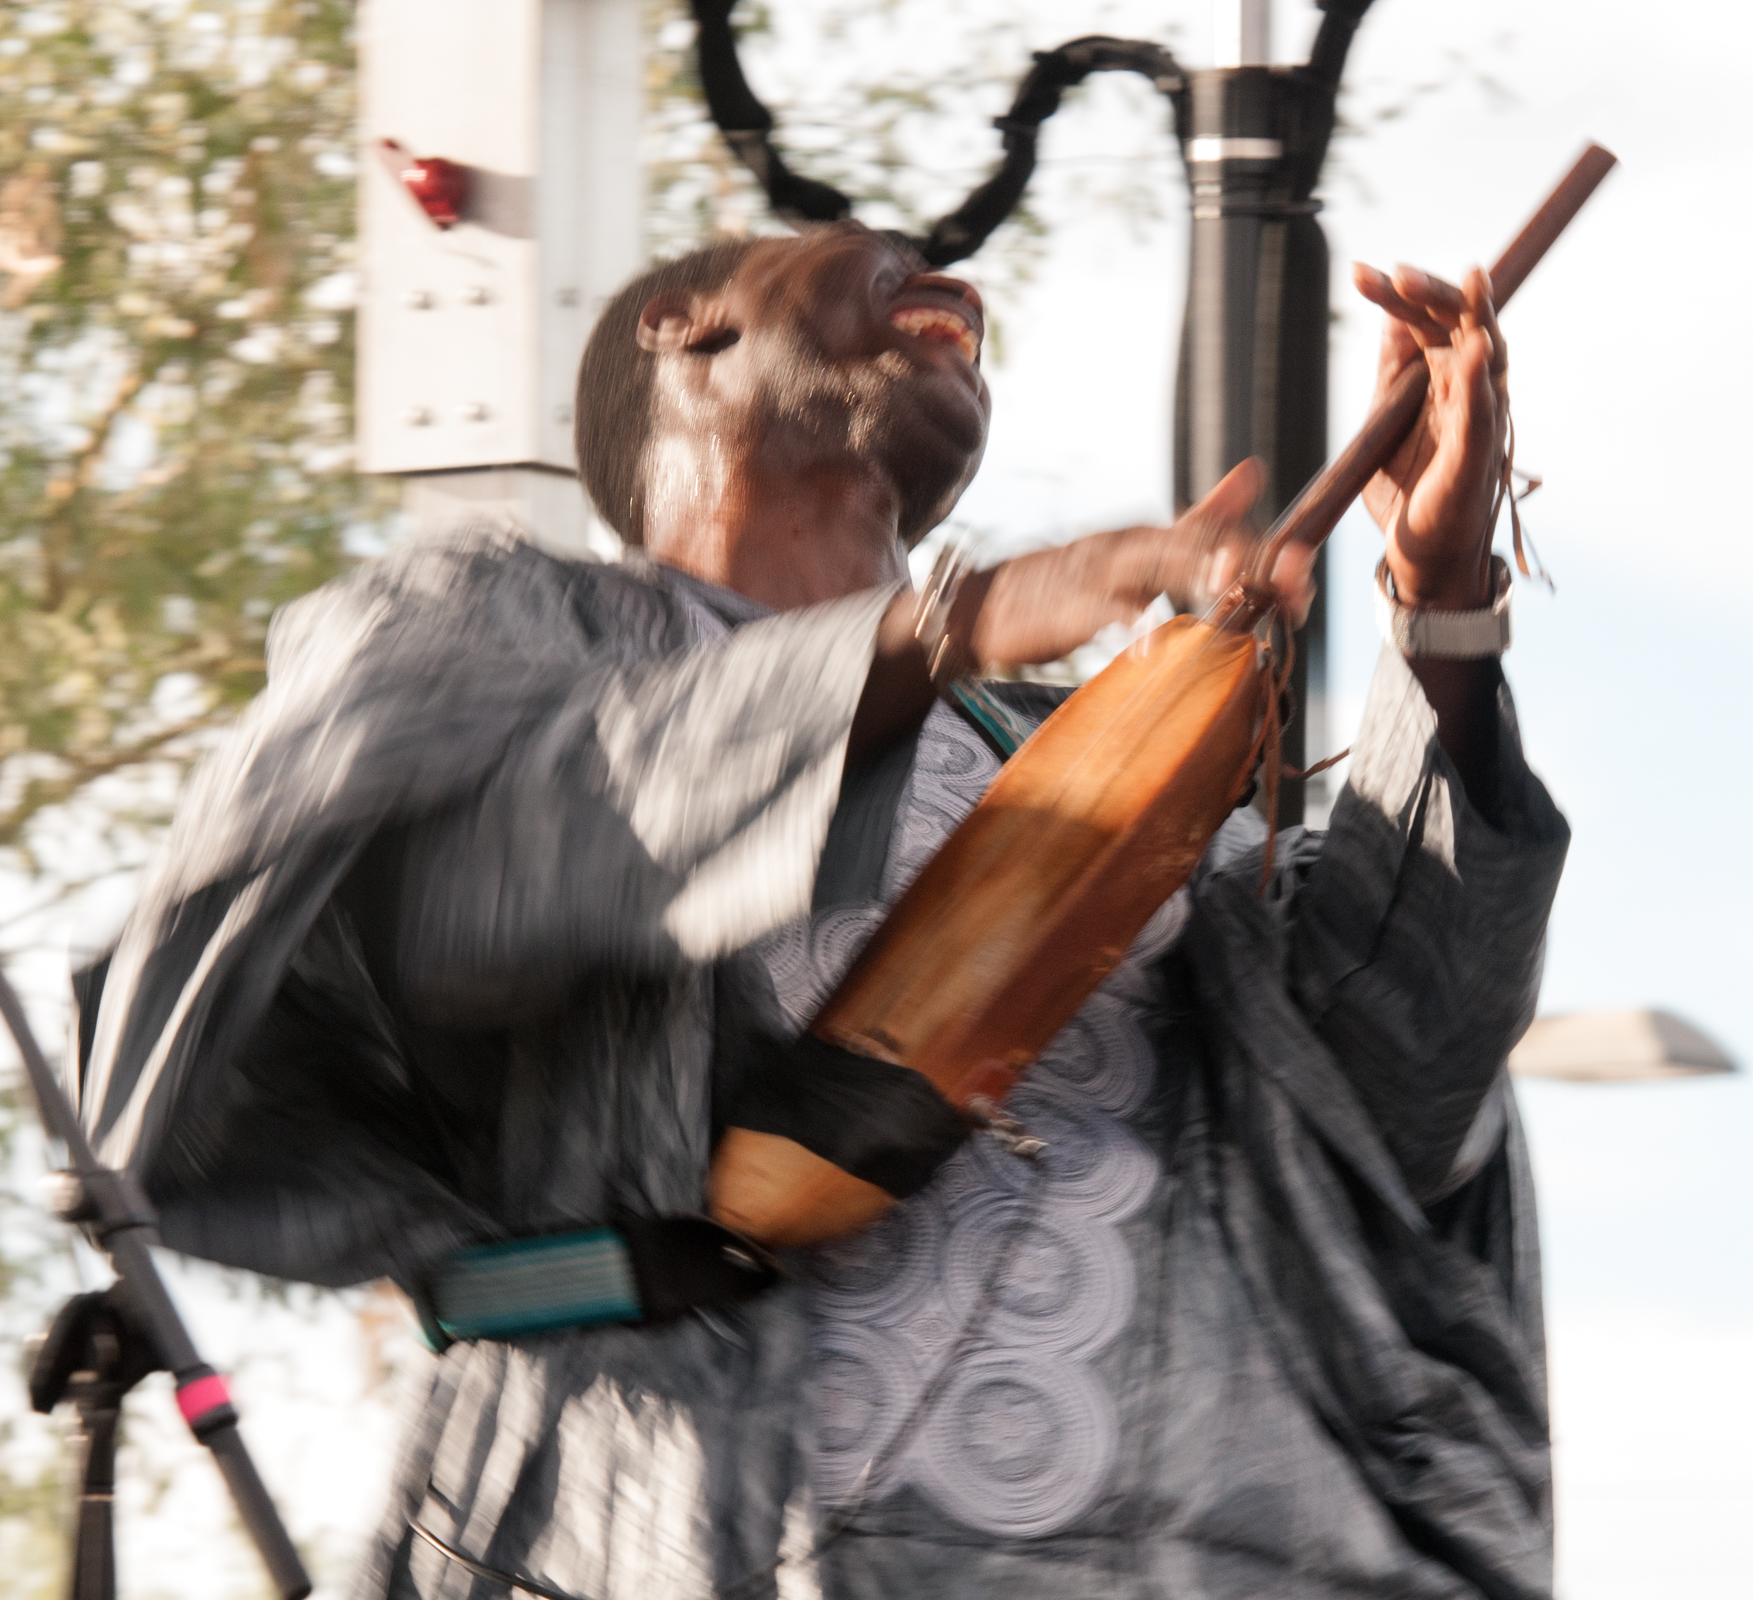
[647,223,991,545]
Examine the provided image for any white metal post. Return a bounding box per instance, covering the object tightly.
[357,0,642,555]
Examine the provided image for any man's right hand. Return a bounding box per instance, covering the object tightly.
[850,458,1311,768]
[963,457,1311,670]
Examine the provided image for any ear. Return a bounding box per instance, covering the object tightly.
[635,294,694,354]
[635,293,741,356]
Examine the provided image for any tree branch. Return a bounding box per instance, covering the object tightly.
[0,712,220,851]
[40,370,143,612]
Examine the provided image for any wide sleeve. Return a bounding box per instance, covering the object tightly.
[351,583,898,1023]
[1290,645,1570,1202]
[82,531,896,1167]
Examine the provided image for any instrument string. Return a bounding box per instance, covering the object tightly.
[1492,400,1552,592]
[1246,605,1298,896]
[407,1518,591,1600]
[1286,748,1350,781]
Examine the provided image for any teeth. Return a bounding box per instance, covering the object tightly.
[890,306,979,363]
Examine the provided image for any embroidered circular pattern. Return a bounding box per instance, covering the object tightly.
[776,701,1179,1543]
[806,1193,945,1327]
[1032,994,1158,1117]
[881,702,1002,898]
[960,1091,1159,1224]
[755,905,885,1029]
[810,1323,924,1503]
[909,1352,1120,1539]
[939,1193,1136,1358]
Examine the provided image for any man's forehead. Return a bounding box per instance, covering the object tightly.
[736,223,924,285]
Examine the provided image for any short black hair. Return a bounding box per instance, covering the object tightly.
[574,238,761,545]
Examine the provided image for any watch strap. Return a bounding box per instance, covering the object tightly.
[1375,555,1512,659]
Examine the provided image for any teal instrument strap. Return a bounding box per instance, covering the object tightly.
[948,679,1034,759]
[422,1228,640,1349]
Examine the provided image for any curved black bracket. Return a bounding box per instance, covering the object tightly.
[689,1,1377,266]
[920,36,1187,266]
[689,2,1189,266]
[691,0,854,224]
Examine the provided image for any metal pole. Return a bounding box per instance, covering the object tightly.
[0,969,312,1600]
[357,0,642,559]
[1175,0,1369,827]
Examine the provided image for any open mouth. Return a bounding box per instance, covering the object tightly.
[889,305,980,364]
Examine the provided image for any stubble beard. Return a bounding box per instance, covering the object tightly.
[761,339,982,545]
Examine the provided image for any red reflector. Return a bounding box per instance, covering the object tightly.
[376,138,469,230]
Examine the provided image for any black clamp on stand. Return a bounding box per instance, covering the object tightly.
[0,967,312,1600]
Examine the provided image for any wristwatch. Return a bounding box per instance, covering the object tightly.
[1375,555,1512,659]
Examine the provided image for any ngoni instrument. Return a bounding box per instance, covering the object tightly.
[710,144,1618,1249]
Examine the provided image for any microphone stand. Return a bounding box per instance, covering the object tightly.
[0,964,312,1600]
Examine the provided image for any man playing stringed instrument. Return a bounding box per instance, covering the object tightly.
[79,221,1565,1599]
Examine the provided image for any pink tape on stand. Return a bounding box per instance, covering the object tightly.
[176,1372,232,1428]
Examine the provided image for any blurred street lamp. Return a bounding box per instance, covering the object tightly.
[1509,1010,1737,1084]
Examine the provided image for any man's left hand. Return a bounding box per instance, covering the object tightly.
[1355,261,1507,610]
[1353,260,1511,810]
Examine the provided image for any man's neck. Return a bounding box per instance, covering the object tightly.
[643,455,911,610]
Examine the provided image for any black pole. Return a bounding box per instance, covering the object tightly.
[71,1363,120,1600]
[1173,0,1371,826]
[0,966,313,1600]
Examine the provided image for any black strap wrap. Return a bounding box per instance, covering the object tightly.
[721,1026,970,1199]
[617,1215,781,1321]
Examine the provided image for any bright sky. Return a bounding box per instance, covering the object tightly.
[3,3,1747,1596]
[950,3,1752,1595]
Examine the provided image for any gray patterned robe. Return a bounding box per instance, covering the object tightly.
[77,524,1567,1600]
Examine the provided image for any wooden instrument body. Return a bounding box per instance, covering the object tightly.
[710,611,1263,1247]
